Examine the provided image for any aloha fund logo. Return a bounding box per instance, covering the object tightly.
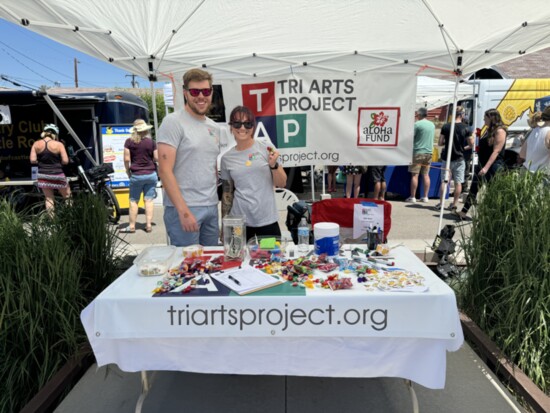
[357,107,400,147]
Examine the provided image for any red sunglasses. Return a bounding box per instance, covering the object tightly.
[186,88,213,97]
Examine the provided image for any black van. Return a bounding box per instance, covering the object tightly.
[0,90,149,181]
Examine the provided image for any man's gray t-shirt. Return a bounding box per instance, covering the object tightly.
[220,140,278,227]
[157,109,220,207]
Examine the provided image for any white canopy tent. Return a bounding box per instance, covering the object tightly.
[416,77,474,111]
[2,0,550,233]
[1,1,549,83]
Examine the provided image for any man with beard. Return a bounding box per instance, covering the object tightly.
[158,68,221,246]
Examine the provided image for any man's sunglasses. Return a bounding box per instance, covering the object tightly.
[230,121,254,129]
[186,88,213,97]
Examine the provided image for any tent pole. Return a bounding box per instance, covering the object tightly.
[322,165,326,195]
[41,91,97,166]
[310,165,316,201]
[437,76,460,235]
[150,80,159,134]
[470,80,480,189]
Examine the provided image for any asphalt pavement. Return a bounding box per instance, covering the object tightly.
[56,338,524,413]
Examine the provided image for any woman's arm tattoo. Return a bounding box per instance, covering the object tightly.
[221,179,234,217]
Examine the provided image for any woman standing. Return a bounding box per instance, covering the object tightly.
[220,106,287,240]
[327,165,338,193]
[29,123,70,214]
[122,119,158,233]
[455,109,506,219]
[342,165,366,198]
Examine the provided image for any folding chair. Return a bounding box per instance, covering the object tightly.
[311,198,392,242]
[274,188,299,237]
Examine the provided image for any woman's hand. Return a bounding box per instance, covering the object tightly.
[479,167,487,176]
[267,146,279,168]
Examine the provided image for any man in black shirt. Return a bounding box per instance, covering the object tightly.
[436,107,474,211]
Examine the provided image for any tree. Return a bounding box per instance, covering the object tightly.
[137,90,167,135]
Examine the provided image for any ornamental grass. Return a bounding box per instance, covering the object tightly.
[0,194,126,412]
[456,170,550,394]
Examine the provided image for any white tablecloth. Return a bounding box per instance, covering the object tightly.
[81,246,463,389]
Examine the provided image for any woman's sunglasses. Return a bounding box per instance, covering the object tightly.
[231,121,254,129]
[186,88,213,97]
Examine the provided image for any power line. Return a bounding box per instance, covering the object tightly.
[0,45,57,84]
[0,39,73,81]
[0,37,121,88]
[0,21,131,88]
[0,74,40,90]
[125,74,139,88]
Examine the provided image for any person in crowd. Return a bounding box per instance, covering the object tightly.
[519,108,550,177]
[29,123,70,214]
[121,119,158,233]
[220,106,287,240]
[407,107,435,203]
[327,165,338,193]
[455,108,506,219]
[435,107,474,211]
[157,68,221,246]
[462,126,475,193]
[343,165,365,198]
[367,165,386,200]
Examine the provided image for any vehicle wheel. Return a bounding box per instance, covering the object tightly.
[100,186,121,224]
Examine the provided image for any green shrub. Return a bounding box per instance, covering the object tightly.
[0,194,126,412]
[456,170,550,393]
[137,90,166,134]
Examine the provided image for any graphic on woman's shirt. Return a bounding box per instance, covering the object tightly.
[245,152,261,166]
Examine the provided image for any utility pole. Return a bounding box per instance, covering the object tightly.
[74,58,80,88]
[126,74,138,88]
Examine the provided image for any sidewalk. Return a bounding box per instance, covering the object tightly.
[55,340,523,413]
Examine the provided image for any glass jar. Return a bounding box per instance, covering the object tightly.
[222,216,246,261]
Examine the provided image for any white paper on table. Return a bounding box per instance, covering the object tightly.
[353,203,384,238]
[210,264,282,295]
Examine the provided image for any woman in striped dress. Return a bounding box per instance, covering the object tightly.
[29,124,71,214]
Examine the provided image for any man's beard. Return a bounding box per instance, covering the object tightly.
[187,99,211,116]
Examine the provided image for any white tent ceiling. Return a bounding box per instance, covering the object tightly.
[416,77,474,110]
[1,0,550,82]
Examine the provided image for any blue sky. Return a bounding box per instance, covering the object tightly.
[0,19,153,90]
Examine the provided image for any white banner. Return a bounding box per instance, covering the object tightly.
[171,72,416,167]
[163,83,174,108]
[215,72,416,167]
[93,293,457,340]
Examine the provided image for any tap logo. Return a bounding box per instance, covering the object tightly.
[357,107,400,147]
[241,82,307,149]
